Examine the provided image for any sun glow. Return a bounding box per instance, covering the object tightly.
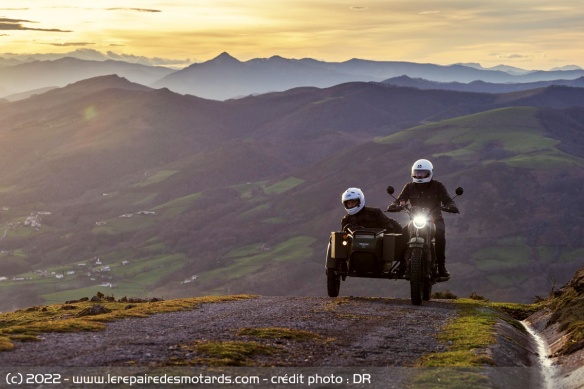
[0,0,583,68]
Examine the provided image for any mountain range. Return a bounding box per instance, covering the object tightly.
[2,52,584,101]
[0,62,583,311]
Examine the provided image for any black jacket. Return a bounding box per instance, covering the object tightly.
[341,206,402,233]
[393,180,456,221]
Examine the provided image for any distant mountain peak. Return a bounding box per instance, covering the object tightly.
[550,65,583,71]
[209,52,241,64]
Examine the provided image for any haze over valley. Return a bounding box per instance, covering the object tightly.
[0,53,583,311]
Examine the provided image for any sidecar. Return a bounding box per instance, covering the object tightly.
[325,229,406,297]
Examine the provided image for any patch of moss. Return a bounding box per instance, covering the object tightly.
[237,327,321,342]
[419,303,497,367]
[413,299,540,387]
[546,268,584,355]
[0,336,14,351]
[193,340,277,366]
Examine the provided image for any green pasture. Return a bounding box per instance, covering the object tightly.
[231,177,304,199]
[375,107,582,168]
[238,204,269,220]
[134,170,178,187]
[101,192,158,209]
[36,254,188,304]
[41,282,148,305]
[92,192,202,234]
[472,245,530,271]
[487,273,529,288]
[231,180,269,199]
[263,177,304,195]
[151,192,203,217]
[262,217,286,224]
[198,236,316,284]
[115,254,187,279]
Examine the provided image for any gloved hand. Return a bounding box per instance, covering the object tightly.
[386,204,403,212]
[446,205,459,213]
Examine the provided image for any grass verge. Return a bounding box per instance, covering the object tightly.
[0,294,256,352]
[411,299,540,388]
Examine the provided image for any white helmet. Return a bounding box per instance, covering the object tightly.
[341,187,365,215]
[411,159,433,183]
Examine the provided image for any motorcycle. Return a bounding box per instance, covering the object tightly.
[386,185,463,305]
[325,186,463,305]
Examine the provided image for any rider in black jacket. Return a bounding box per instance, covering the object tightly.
[387,159,458,277]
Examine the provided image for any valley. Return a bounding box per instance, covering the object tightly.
[0,58,583,312]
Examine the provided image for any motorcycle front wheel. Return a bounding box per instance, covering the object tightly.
[423,277,432,301]
[327,271,341,297]
[409,248,423,305]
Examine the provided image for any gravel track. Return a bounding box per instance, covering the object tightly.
[0,296,457,368]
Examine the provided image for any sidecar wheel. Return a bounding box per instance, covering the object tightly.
[327,272,341,297]
[409,248,423,305]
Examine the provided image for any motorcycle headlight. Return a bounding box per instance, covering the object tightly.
[413,215,427,229]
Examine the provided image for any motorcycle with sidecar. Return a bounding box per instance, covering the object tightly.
[325,186,463,305]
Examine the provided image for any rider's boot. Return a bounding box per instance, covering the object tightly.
[438,262,450,278]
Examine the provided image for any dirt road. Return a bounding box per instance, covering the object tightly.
[3,296,560,388]
[0,296,456,367]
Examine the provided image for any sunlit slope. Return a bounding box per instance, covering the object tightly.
[263,106,584,301]
[377,106,583,168]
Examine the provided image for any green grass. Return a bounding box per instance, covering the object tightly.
[472,245,530,271]
[559,248,584,264]
[225,244,268,259]
[0,295,256,351]
[231,180,269,199]
[93,192,203,234]
[199,236,315,284]
[189,341,276,366]
[230,177,304,199]
[262,217,287,224]
[237,204,269,220]
[150,192,203,216]
[35,254,189,305]
[503,150,584,169]
[134,170,178,187]
[375,107,583,169]
[263,177,304,195]
[486,273,529,288]
[412,299,540,388]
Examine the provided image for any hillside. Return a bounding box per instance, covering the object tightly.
[0,57,173,98]
[0,78,583,311]
[384,75,584,94]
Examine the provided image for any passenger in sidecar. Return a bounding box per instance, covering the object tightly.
[325,188,405,291]
[340,188,402,233]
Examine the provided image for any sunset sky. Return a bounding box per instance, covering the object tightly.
[1,1,583,69]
